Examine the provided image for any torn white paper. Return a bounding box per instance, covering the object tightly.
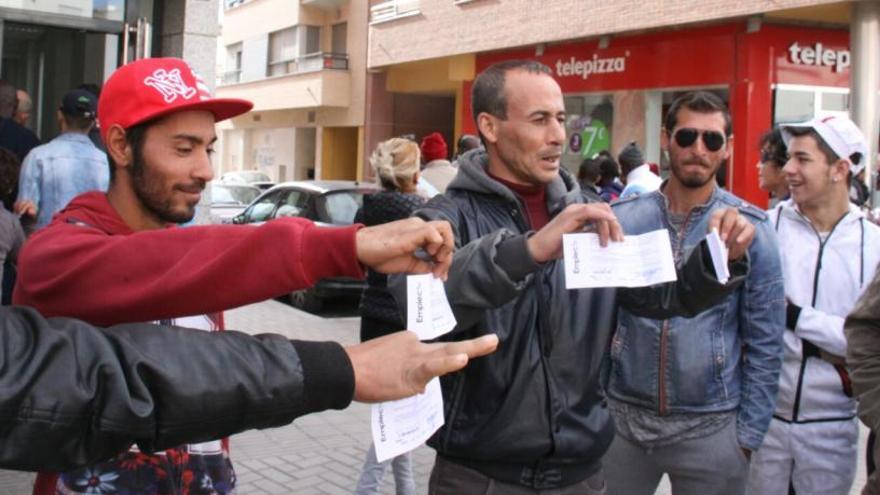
[562,229,677,289]
[371,378,444,463]
[706,229,730,284]
[406,274,456,340]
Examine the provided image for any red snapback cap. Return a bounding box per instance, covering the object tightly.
[98,57,253,145]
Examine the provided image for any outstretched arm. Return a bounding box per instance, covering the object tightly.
[0,306,497,472]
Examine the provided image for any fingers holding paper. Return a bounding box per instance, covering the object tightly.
[707,208,755,261]
[347,332,499,402]
[527,203,624,263]
[356,218,455,280]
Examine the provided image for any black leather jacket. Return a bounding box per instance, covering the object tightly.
[0,306,352,472]
[409,150,746,489]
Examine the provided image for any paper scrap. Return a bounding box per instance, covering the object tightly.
[407,274,456,340]
[562,229,677,289]
[706,229,730,284]
[371,378,444,462]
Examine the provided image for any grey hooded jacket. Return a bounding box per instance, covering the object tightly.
[405,149,747,489]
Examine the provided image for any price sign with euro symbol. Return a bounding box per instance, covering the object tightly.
[566,115,610,158]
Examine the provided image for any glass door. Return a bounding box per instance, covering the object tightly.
[1,21,119,139]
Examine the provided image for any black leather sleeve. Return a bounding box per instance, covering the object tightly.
[0,306,353,472]
[618,240,749,319]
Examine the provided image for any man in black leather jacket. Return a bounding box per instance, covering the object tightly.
[0,305,497,473]
[410,60,757,494]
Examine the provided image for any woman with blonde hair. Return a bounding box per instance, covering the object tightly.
[354,137,424,495]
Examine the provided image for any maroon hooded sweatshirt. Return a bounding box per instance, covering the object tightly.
[14,191,363,326]
[15,191,364,495]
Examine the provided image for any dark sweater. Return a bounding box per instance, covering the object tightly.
[358,190,425,341]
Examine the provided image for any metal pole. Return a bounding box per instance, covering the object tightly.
[144,19,152,58]
[851,0,880,206]
[122,21,130,63]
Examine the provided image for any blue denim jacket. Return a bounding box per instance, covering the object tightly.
[608,187,785,451]
[18,133,109,229]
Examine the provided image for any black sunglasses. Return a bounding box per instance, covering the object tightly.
[673,128,726,152]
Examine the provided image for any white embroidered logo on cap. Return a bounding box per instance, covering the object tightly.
[144,68,197,103]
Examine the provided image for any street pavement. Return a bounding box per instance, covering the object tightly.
[0,299,869,494]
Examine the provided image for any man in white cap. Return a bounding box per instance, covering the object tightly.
[748,115,880,495]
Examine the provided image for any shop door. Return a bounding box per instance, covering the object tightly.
[1,22,117,140]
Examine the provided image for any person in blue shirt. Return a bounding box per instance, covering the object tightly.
[14,89,109,231]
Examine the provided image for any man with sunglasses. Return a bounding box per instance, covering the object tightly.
[604,91,785,495]
[748,115,880,495]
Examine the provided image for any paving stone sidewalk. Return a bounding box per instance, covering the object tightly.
[0,299,868,494]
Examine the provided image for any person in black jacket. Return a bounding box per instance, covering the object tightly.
[0,302,497,473]
[354,137,426,495]
[406,60,757,494]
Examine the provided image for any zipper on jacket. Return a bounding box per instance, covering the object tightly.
[789,209,848,422]
[658,319,671,416]
[658,209,693,416]
[441,199,533,452]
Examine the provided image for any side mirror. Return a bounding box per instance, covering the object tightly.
[232,213,245,224]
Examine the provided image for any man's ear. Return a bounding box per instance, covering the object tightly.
[724,135,734,161]
[831,159,850,184]
[477,113,499,145]
[660,128,670,152]
[106,125,132,172]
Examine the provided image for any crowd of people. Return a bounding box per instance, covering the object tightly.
[0,54,877,495]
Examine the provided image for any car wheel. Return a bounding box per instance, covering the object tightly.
[290,289,323,313]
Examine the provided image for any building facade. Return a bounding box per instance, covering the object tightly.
[366,0,879,207]
[0,0,215,140]
[216,0,366,183]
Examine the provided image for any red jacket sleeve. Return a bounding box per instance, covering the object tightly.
[14,218,364,326]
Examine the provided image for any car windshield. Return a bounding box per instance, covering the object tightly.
[316,191,368,225]
[213,185,260,205]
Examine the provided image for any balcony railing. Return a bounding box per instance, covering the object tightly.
[222,69,242,85]
[370,0,419,25]
[301,0,348,8]
[266,52,349,78]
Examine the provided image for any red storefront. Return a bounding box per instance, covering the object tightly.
[460,22,851,207]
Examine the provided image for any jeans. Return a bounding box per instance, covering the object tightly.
[604,418,750,495]
[353,443,415,495]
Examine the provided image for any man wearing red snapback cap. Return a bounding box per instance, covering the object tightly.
[13,57,462,495]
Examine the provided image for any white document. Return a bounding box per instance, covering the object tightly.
[562,229,677,289]
[705,229,730,284]
[371,378,444,462]
[406,274,457,340]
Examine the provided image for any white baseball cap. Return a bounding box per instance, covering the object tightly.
[781,114,869,174]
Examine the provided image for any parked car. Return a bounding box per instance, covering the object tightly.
[234,180,379,312]
[210,184,261,224]
[218,170,275,190]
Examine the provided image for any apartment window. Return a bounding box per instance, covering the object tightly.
[305,25,321,54]
[267,25,324,76]
[268,27,298,76]
[224,43,243,84]
[370,0,420,24]
[331,22,347,55]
